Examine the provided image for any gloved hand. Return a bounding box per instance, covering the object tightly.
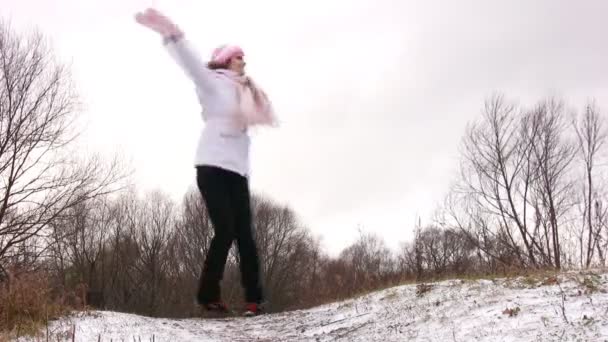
[135,8,183,38]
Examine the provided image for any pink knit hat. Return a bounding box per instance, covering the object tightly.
[211,45,244,65]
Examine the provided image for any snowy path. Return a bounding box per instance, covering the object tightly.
[20,270,608,341]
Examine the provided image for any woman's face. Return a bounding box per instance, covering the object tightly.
[228,55,246,75]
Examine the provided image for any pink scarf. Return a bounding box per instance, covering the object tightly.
[216,70,277,128]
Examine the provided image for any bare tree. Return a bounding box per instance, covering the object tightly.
[66,196,115,305]
[528,99,577,269]
[457,94,539,267]
[0,21,125,270]
[134,190,175,316]
[164,188,214,315]
[447,95,579,270]
[104,191,141,311]
[597,200,608,266]
[573,101,608,267]
[247,194,319,311]
[174,188,213,284]
[339,230,395,295]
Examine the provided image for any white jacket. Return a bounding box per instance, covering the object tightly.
[165,38,251,177]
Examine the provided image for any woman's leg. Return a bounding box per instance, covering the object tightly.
[196,166,236,305]
[230,172,264,304]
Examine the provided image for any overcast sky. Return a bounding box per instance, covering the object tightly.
[3,0,608,255]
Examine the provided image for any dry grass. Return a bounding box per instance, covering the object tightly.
[0,270,72,340]
[415,283,433,297]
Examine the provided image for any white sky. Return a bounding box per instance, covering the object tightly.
[3,0,608,255]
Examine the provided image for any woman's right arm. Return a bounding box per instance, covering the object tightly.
[164,36,218,93]
[135,8,218,92]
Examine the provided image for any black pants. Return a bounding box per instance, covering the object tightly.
[196,165,264,304]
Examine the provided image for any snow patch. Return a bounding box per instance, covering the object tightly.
[17,270,608,341]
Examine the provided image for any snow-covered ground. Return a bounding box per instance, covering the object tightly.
[19,270,608,341]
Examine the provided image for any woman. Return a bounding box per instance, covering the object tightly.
[134,8,277,317]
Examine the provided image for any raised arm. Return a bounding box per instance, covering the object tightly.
[163,37,219,92]
[135,8,218,92]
